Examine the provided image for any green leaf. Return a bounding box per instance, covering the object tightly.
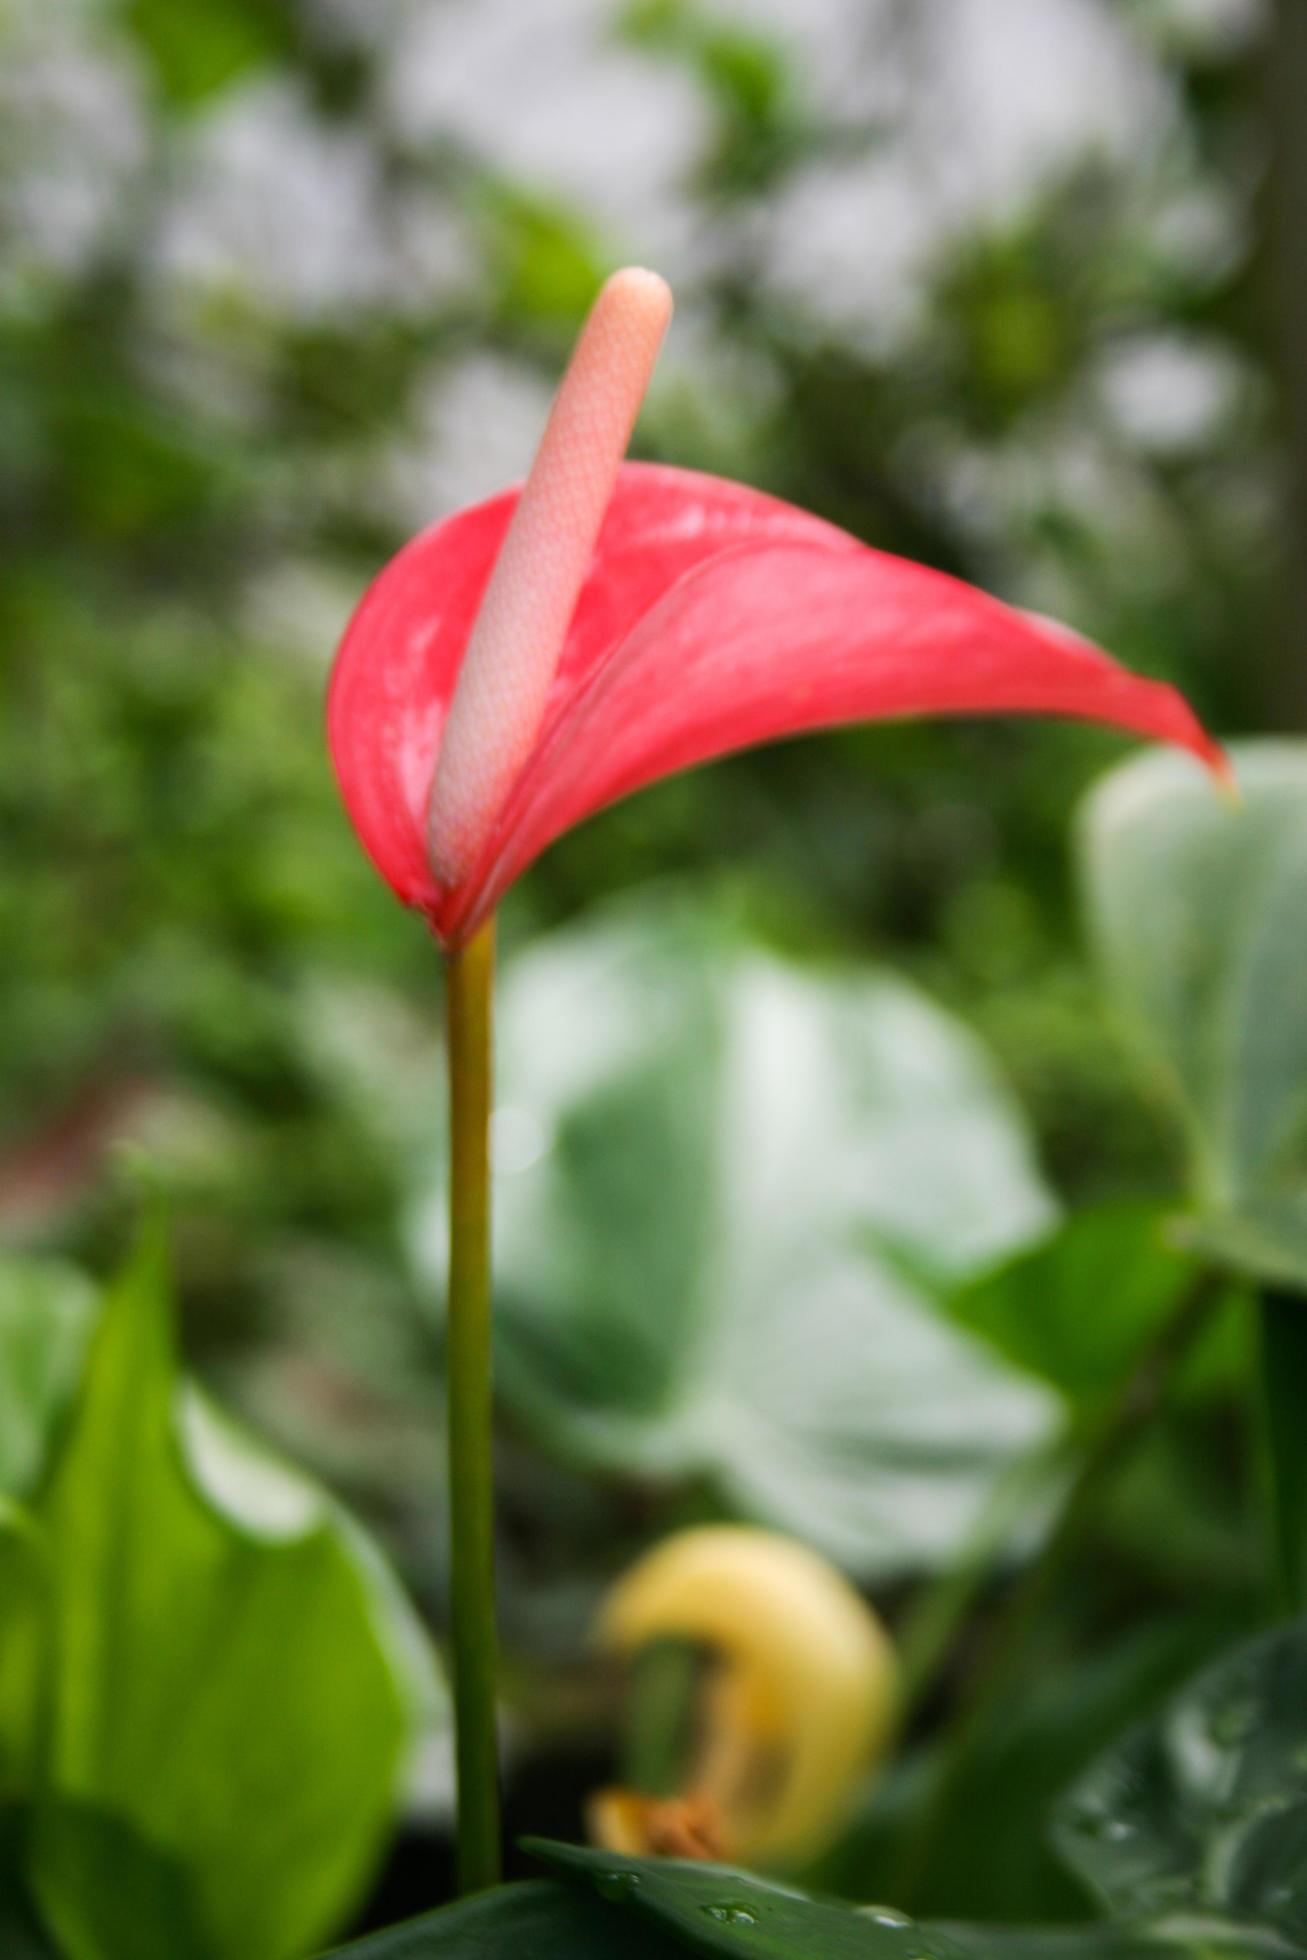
[1056,1618,1307,1949]
[531,1842,1274,1957]
[416,900,1059,1576]
[30,1233,442,1960]
[1080,742,1307,1292]
[0,1503,47,1801]
[947,1205,1248,1411]
[325,1878,685,1956]
[33,1803,215,1960]
[820,1610,1251,1923]
[120,0,293,109]
[0,1811,55,1960]
[0,1259,98,1498]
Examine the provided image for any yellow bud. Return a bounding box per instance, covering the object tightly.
[592,1525,897,1866]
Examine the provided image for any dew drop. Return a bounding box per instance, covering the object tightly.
[702,1902,759,1926]
[857,1905,913,1927]
[595,1869,643,1904]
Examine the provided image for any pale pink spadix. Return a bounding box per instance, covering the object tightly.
[426,267,673,886]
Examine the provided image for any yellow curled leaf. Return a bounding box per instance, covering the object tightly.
[594,1525,897,1865]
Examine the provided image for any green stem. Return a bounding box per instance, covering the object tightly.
[1258,1288,1307,1615]
[445,920,502,1894]
[897,1267,1223,1906]
[622,1638,704,1799]
[896,1440,1063,1717]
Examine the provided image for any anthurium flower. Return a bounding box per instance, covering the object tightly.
[589,1525,897,1866]
[327,269,1222,950]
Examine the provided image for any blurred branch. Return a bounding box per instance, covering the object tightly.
[1266,0,1307,728]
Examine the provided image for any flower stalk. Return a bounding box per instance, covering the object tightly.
[444,917,501,1893]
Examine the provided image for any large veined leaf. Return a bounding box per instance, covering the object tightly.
[412,899,1059,1575]
[0,1259,98,1499]
[1056,1618,1307,1952]
[27,1234,443,1960]
[530,1843,1283,1958]
[1080,742,1307,1292]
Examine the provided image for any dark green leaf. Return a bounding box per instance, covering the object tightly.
[0,1812,55,1960]
[820,1611,1251,1922]
[1056,1618,1307,1948]
[325,1878,682,1957]
[530,1842,1276,1957]
[34,1803,216,1960]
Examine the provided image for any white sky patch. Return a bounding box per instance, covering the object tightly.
[382,0,710,274]
[1096,332,1249,454]
[0,20,147,287]
[915,0,1173,223]
[759,0,1176,347]
[380,352,554,528]
[153,77,422,319]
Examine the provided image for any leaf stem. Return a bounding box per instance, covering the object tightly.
[444,919,501,1894]
[1258,1288,1307,1615]
[897,1266,1223,1906]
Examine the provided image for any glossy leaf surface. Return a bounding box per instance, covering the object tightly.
[533,1842,1281,1958]
[1057,1619,1307,1950]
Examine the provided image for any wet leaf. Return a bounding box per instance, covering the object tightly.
[1056,1618,1307,1949]
[531,1841,1280,1957]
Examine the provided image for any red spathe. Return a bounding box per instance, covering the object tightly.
[328,461,1223,948]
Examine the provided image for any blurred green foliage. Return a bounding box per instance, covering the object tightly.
[1,0,1304,1939]
[0,1237,440,1960]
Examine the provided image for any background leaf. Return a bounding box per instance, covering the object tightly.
[413,899,1060,1576]
[531,1842,1278,1958]
[1056,1618,1307,1950]
[946,1205,1247,1411]
[0,1504,46,1803]
[1080,743,1307,1293]
[0,1260,98,1500]
[29,1235,442,1960]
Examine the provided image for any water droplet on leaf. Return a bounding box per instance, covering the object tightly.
[595,1869,643,1903]
[703,1902,759,1925]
